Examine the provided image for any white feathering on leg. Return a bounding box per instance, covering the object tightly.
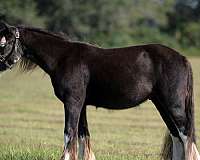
[64,152,70,160]
[189,143,200,160]
[171,134,185,160]
[78,136,85,160]
[78,136,96,160]
[89,151,96,160]
[63,134,70,160]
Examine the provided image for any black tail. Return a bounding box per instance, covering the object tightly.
[160,60,196,160]
[185,61,195,141]
[185,60,196,159]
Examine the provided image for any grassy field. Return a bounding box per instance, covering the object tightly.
[0,58,200,160]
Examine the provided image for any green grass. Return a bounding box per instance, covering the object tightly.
[0,58,200,160]
[0,145,60,160]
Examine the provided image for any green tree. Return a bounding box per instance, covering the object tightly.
[166,0,200,47]
[35,0,175,47]
[0,0,45,27]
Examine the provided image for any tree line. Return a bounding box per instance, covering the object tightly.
[0,0,200,55]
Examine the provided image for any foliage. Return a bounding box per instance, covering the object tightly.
[166,0,200,48]
[0,0,199,55]
[0,0,45,27]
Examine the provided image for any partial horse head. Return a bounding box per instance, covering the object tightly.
[0,21,23,71]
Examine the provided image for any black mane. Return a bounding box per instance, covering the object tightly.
[18,25,70,41]
[18,26,71,72]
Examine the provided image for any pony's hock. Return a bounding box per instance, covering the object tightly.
[0,21,199,160]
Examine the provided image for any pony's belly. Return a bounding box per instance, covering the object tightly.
[88,97,148,109]
[87,73,153,109]
[86,89,150,109]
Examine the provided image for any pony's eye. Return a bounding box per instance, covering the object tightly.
[0,36,6,47]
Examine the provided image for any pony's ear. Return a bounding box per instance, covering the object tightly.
[0,21,9,32]
[0,21,15,35]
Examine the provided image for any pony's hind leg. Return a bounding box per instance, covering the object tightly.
[170,132,187,160]
[78,106,95,160]
[151,59,200,160]
[152,96,192,160]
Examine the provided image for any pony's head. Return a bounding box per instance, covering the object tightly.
[0,21,23,71]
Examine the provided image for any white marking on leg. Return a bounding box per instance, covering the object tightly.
[63,134,70,160]
[178,132,200,160]
[64,134,70,149]
[171,134,185,160]
[78,136,96,160]
[189,143,200,160]
[78,136,85,160]
[89,152,96,160]
[179,132,188,159]
[64,151,70,160]
[179,132,187,143]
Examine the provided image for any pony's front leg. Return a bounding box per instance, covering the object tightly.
[78,106,95,160]
[61,98,84,160]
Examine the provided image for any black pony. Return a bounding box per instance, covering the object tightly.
[0,22,199,160]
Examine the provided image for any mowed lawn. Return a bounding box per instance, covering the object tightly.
[0,57,199,160]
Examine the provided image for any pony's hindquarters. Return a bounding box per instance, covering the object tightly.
[180,60,200,160]
[151,57,200,160]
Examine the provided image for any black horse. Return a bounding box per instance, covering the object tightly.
[0,22,199,160]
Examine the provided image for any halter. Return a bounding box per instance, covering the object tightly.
[0,28,21,69]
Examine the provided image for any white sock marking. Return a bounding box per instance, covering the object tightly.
[64,134,70,160]
[78,136,85,160]
[171,134,185,160]
[64,134,70,148]
[78,136,96,160]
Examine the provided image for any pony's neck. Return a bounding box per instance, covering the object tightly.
[19,27,71,74]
